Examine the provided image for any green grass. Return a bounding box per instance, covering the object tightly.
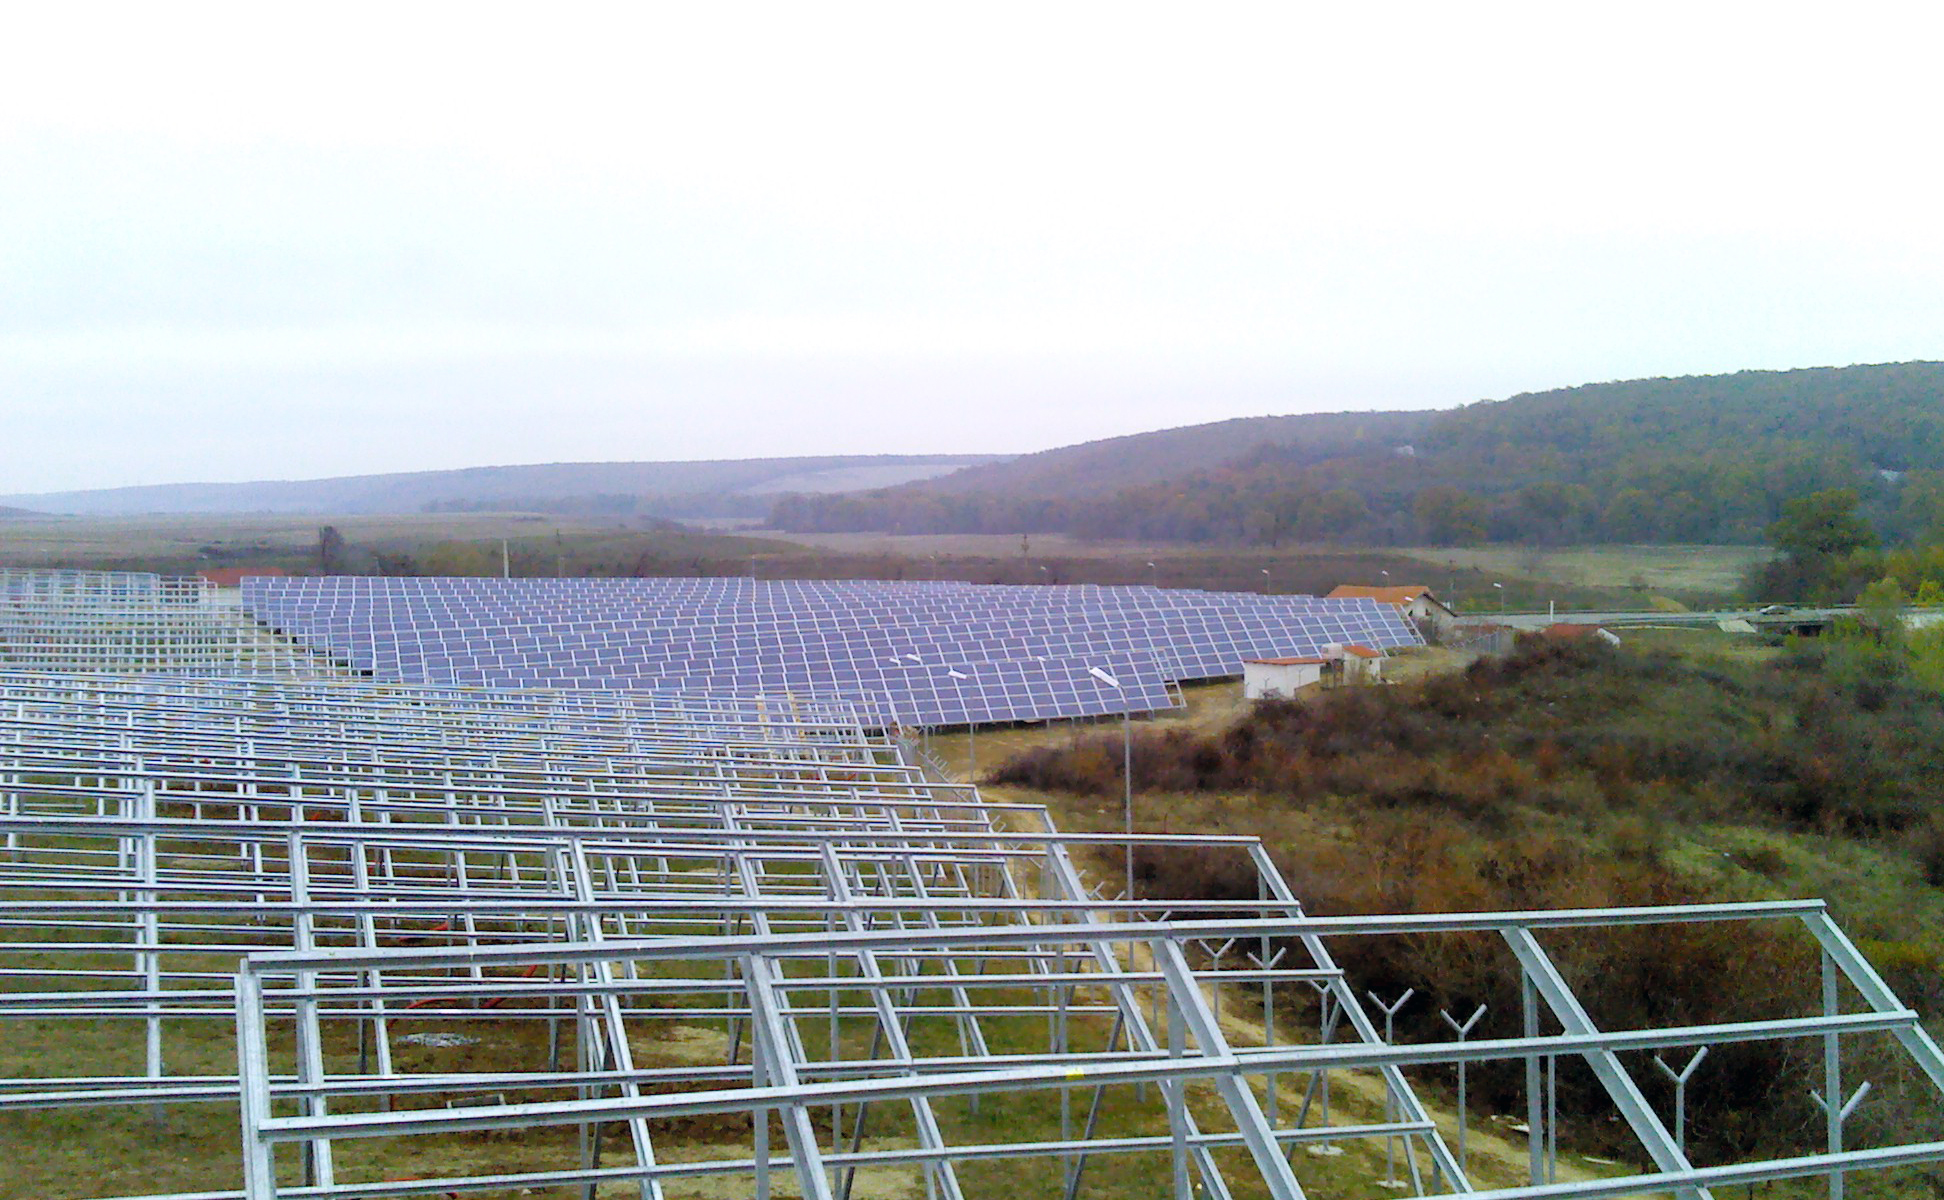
[1392,543,1772,608]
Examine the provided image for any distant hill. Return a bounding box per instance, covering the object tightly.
[0,455,1003,518]
[919,410,1432,500]
[772,362,1944,547]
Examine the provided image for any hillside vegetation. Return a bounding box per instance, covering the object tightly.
[990,634,1944,1168]
[0,454,1001,518]
[775,362,1944,549]
[910,410,1430,499]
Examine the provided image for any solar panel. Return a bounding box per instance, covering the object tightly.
[244,576,1418,725]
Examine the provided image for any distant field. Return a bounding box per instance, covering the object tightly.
[3,515,1742,610]
[736,461,975,494]
[765,532,1732,607]
[0,512,621,567]
[766,530,1164,558]
[1391,543,1770,598]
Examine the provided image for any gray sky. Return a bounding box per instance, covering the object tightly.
[5,3,1942,494]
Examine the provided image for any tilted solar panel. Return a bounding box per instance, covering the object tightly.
[245,576,1416,726]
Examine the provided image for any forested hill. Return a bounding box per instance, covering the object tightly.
[771,362,1944,546]
[1427,363,1944,477]
[916,410,1431,499]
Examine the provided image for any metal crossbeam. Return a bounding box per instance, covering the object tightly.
[1,571,1942,1200]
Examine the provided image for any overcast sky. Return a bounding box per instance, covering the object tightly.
[4,4,1942,494]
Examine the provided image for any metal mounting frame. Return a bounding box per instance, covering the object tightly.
[2,570,1943,1200]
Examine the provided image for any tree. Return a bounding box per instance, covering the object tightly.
[1857,575,1909,654]
[1754,489,1884,603]
[1767,488,1877,561]
[1296,489,1368,543]
[316,526,346,575]
[1899,470,1944,544]
[1414,487,1488,546]
[1601,488,1656,542]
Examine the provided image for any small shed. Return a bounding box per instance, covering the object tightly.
[1243,656,1329,699]
[1340,644,1386,683]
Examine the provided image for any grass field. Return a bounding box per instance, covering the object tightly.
[2,514,1758,612]
[0,513,804,577]
[0,512,611,565]
[1391,544,1771,600]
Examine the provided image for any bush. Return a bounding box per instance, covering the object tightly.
[984,636,1944,1158]
[1001,637,1944,837]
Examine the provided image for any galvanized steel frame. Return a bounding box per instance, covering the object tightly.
[1,572,1942,1199]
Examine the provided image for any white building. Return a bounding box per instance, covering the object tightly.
[1340,644,1386,682]
[1242,656,1329,699]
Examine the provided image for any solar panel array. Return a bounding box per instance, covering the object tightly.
[242,576,1420,726]
[10,571,1944,1200]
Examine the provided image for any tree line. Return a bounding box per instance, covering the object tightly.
[773,363,1944,548]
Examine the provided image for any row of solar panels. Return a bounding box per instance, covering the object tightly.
[242,577,1419,726]
[240,576,1389,620]
[255,613,1399,692]
[246,579,1419,667]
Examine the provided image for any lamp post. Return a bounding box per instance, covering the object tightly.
[947,668,973,777]
[1088,665,1134,902]
[1146,561,1157,588]
[1260,567,1271,594]
[1494,582,1504,612]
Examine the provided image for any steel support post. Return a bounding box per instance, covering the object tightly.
[138,777,163,1127]
[1653,1048,1708,1156]
[235,970,277,1200]
[1167,971,1192,1200]
[1248,843,1454,1192]
[1441,1004,1487,1177]
[1038,839,1238,1199]
[565,834,663,1200]
[285,833,333,1191]
[1818,951,1850,1200]
[1502,927,1709,1200]
[1155,938,1310,1200]
[744,953,839,1200]
[345,793,395,1100]
[1523,973,1542,1188]
[817,843,967,1200]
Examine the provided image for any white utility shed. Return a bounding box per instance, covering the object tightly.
[1242,656,1329,699]
[1340,644,1386,682]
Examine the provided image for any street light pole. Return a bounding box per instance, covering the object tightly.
[1123,708,1133,901]
[1087,664,1134,902]
[948,669,974,778]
